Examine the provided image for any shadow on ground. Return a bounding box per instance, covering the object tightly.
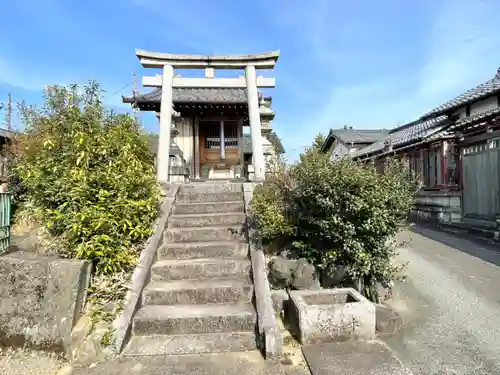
[409,225,500,267]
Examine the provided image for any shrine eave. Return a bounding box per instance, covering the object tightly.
[135,49,280,69]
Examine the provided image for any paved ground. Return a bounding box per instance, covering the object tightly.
[0,348,68,375]
[382,227,500,375]
[302,341,412,375]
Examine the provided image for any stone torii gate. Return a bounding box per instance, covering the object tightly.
[134,49,280,183]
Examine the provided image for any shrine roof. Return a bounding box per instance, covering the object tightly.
[123,87,251,104]
[352,114,450,159]
[423,67,500,117]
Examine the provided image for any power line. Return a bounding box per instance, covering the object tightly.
[109,83,132,97]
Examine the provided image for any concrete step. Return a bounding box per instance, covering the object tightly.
[143,278,253,305]
[151,258,251,281]
[165,226,246,243]
[74,351,284,375]
[158,241,248,261]
[176,191,243,203]
[123,332,257,356]
[169,212,246,228]
[179,183,243,194]
[172,201,244,215]
[132,303,256,335]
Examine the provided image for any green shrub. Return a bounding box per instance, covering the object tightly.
[252,137,415,299]
[252,183,292,243]
[11,82,161,275]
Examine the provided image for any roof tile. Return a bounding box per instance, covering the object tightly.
[424,67,500,116]
[124,87,250,104]
[329,129,388,144]
[352,115,449,158]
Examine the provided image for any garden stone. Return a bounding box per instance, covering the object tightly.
[291,258,320,290]
[375,304,402,334]
[268,257,295,289]
[320,265,347,288]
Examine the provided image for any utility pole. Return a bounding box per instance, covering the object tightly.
[6,93,12,131]
[132,73,141,125]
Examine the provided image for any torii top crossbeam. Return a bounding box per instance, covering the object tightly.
[135,49,280,69]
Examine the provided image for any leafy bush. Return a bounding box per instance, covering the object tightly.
[252,137,415,299]
[10,82,160,275]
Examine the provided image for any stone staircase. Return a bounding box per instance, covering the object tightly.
[123,182,257,356]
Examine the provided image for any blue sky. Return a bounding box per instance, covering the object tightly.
[1,0,500,158]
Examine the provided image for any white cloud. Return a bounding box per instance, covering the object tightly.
[417,0,500,103]
[0,57,67,92]
[285,0,500,157]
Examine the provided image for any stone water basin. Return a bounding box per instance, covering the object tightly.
[288,288,375,345]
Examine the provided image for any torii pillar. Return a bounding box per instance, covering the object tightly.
[134,49,280,183]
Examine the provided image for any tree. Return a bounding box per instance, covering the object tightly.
[311,133,326,151]
[10,82,161,275]
[252,139,415,301]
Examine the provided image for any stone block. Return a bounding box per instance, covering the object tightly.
[0,252,91,355]
[176,191,243,203]
[168,212,246,228]
[142,279,253,305]
[164,226,245,242]
[132,303,256,335]
[151,258,251,281]
[123,332,257,356]
[173,201,244,215]
[158,241,248,261]
[179,183,243,194]
[288,288,375,345]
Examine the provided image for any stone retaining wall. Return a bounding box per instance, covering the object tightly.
[0,251,90,355]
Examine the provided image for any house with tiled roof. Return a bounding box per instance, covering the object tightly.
[350,66,500,227]
[321,127,388,161]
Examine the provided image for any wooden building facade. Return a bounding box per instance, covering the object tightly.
[324,66,500,227]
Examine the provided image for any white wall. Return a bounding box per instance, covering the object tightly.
[470,96,498,116]
[452,95,498,119]
[175,118,193,171]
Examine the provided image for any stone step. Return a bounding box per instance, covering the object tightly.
[173,201,245,215]
[179,183,243,194]
[176,191,243,203]
[169,212,246,228]
[151,258,251,281]
[123,332,257,356]
[158,241,248,261]
[132,303,256,335]
[165,226,246,243]
[143,278,253,305]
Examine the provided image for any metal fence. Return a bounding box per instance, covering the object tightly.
[0,192,12,253]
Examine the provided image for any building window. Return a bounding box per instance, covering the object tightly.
[422,147,441,187]
[408,151,423,184]
[445,144,460,185]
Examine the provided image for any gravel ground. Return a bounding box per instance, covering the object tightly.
[0,347,69,375]
[383,227,500,375]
